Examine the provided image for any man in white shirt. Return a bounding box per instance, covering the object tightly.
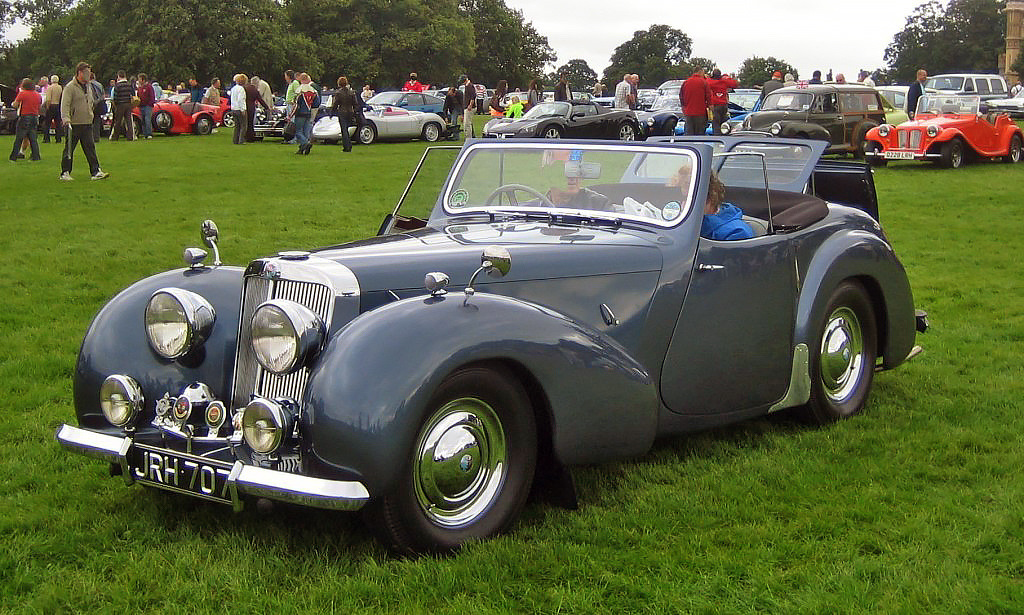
[614,75,632,109]
[229,74,248,145]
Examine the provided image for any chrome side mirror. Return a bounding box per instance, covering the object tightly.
[424,272,450,296]
[200,220,221,265]
[465,246,511,295]
[183,247,208,268]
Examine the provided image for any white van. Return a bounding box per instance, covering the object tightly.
[925,74,1008,101]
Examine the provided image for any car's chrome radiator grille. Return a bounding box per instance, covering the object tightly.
[898,129,922,149]
[231,276,333,409]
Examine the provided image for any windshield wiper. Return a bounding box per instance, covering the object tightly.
[549,212,622,228]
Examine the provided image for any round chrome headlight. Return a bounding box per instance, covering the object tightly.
[769,122,782,136]
[251,300,325,375]
[720,122,732,135]
[927,124,939,138]
[646,118,655,126]
[878,124,891,137]
[241,398,292,454]
[145,288,215,359]
[100,374,144,427]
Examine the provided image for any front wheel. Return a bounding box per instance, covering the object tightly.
[194,116,213,135]
[941,137,966,168]
[422,122,441,142]
[542,125,562,139]
[1003,134,1022,163]
[365,366,537,555]
[799,281,877,425]
[153,110,173,133]
[618,122,637,141]
[357,123,376,145]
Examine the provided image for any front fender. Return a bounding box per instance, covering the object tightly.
[303,292,658,495]
[794,228,916,371]
[780,122,830,141]
[73,266,244,430]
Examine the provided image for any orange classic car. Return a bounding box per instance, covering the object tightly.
[863,95,1022,168]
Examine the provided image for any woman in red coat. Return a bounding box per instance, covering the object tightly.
[707,69,739,135]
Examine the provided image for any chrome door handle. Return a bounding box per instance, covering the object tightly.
[697,264,724,271]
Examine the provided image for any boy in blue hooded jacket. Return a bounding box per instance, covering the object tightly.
[701,170,753,240]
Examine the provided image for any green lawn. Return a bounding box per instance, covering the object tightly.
[1,127,1023,613]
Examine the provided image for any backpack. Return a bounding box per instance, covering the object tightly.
[90,81,107,115]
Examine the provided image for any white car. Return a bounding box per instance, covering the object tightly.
[312,107,451,145]
[986,88,1024,118]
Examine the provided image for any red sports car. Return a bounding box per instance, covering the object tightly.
[864,95,1022,168]
[132,95,229,136]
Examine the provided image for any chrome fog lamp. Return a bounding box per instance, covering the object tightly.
[720,122,732,135]
[145,288,215,359]
[646,118,655,126]
[251,300,325,375]
[769,122,782,136]
[99,374,144,427]
[878,124,891,137]
[927,124,940,138]
[241,398,294,454]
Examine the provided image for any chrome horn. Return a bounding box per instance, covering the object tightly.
[465,246,511,296]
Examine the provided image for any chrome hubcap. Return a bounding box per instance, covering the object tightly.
[359,127,373,142]
[544,128,558,139]
[414,397,507,526]
[820,307,864,403]
[426,125,438,140]
[620,125,634,140]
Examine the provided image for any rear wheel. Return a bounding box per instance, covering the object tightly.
[357,123,376,145]
[422,122,441,142]
[194,116,213,135]
[365,366,537,555]
[865,141,887,167]
[221,112,235,127]
[940,137,966,168]
[1003,134,1022,163]
[798,281,877,425]
[153,110,173,133]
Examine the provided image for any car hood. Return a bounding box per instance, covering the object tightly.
[897,116,973,129]
[310,221,664,293]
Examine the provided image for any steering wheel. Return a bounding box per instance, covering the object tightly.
[484,183,554,208]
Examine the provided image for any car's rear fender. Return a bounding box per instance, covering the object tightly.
[73,267,245,430]
[303,292,658,495]
[794,227,916,372]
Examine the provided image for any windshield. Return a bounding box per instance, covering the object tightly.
[367,92,403,105]
[730,92,760,110]
[650,95,681,111]
[762,92,813,111]
[522,102,570,119]
[443,143,698,227]
[916,95,980,116]
[926,76,965,90]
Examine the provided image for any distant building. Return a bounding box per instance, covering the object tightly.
[1000,0,1024,81]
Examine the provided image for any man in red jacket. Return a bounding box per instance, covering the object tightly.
[707,69,739,135]
[681,68,712,136]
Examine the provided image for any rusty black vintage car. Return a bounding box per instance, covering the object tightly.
[57,136,926,554]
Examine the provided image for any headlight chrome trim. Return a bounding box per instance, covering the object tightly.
[241,397,295,454]
[250,299,326,375]
[144,288,216,359]
[878,124,891,137]
[926,124,940,138]
[99,374,144,427]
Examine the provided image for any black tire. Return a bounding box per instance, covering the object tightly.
[865,141,887,167]
[365,365,537,555]
[940,137,966,168]
[618,122,637,141]
[357,123,376,145]
[541,125,562,139]
[851,124,873,160]
[1003,134,1022,163]
[194,116,213,136]
[421,122,442,142]
[799,280,877,425]
[153,110,173,133]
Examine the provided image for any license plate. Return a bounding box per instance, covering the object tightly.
[130,444,234,505]
[883,150,916,160]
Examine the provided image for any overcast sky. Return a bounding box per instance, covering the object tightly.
[505,0,931,80]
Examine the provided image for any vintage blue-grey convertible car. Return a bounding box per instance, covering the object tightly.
[57,136,926,554]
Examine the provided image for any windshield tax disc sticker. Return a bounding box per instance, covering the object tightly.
[449,189,469,207]
[662,201,682,220]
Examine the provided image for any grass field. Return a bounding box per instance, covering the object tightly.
[1,125,1023,614]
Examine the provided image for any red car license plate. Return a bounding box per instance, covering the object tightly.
[883,150,916,160]
[130,444,234,504]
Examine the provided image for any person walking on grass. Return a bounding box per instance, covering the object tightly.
[137,73,154,139]
[290,72,320,155]
[462,75,476,139]
[331,76,358,152]
[59,62,108,180]
[109,71,135,141]
[230,73,248,145]
[9,78,42,162]
[42,74,62,143]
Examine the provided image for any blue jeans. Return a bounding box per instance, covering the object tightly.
[293,116,310,146]
[10,115,41,161]
[140,105,153,137]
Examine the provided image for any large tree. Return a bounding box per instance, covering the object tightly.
[553,59,597,91]
[602,24,691,87]
[737,56,798,87]
[884,0,1004,83]
[459,0,555,89]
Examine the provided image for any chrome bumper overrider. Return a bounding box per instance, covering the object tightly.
[55,424,369,511]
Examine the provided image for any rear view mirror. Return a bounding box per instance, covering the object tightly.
[564,161,602,179]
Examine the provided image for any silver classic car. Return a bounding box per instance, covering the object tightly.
[57,136,926,554]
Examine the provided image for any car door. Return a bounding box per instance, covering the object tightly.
[565,103,602,138]
[812,93,844,144]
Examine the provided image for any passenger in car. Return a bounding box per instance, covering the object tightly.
[699,170,753,240]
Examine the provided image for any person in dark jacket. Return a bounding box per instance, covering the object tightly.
[701,170,753,241]
[243,78,269,142]
[461,75,475,138]
[760,71,784,102]
[554,75,569,102]
[906,69,927,119]
[442,86,462,126]
[489,80,507,117]
[109,71,135,141]
[137,73,154,138]
[88,77,106,142]
[330,76,357,152]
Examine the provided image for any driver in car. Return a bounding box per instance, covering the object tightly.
[546,161,613,211]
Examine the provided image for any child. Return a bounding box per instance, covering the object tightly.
[700,170,753,240]
[506,96,524,118]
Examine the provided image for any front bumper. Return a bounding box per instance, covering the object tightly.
[56,423,370,511]
[864,149,939,161]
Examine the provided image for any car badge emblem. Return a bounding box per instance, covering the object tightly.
[173,395,192,422]
[262,261,281,279]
